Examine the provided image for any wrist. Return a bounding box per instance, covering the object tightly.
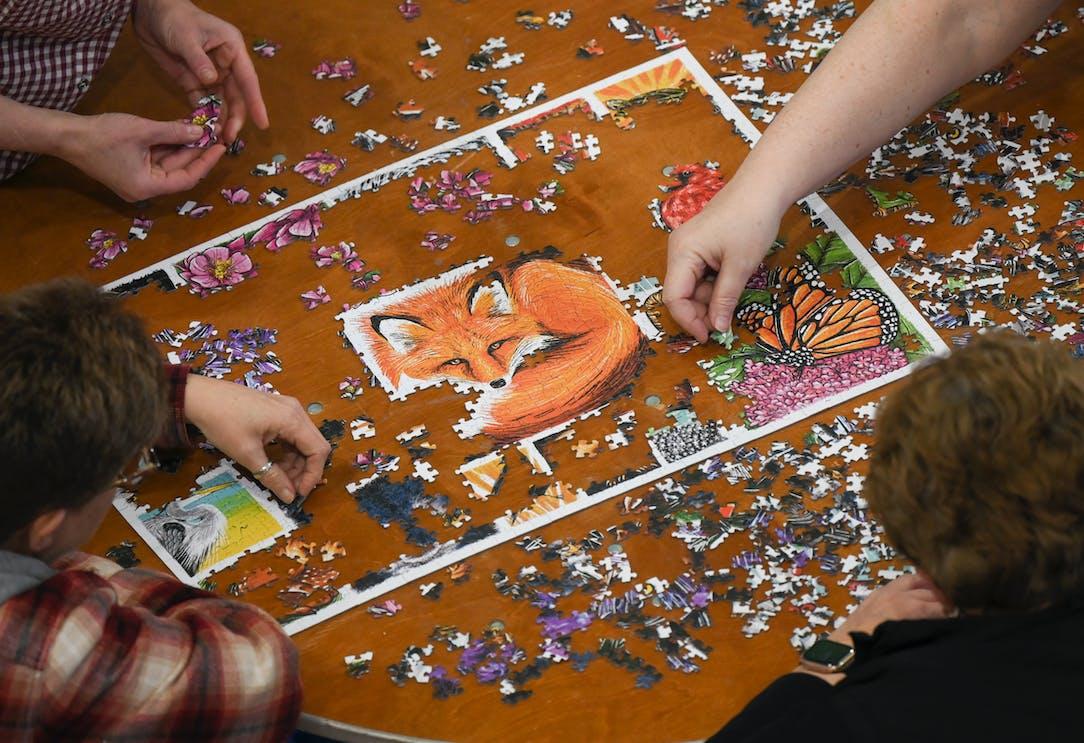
[183,372,210,427]
[826,629,854,646]
[0,97,84,159]
[49,112,93,163]
[725,165,794,220]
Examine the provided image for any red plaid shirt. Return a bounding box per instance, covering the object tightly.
[0,0,133,180]
[0,551,301,741]
[0,365,301,740]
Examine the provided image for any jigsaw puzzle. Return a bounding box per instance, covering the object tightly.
[105,49,946,634]
[115,460,300,584]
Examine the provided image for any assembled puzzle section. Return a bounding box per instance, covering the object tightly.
[106,49,948,634]
[115,460,301,585]
[338,248,648,444]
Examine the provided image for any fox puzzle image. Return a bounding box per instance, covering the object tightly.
[341,248,648,444]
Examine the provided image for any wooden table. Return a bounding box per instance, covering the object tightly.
[2,2,1081,741]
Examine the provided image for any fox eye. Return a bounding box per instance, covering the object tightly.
[445,358,467,366]
[487,339,510,354]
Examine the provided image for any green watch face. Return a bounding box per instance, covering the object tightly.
[803,639,853,666]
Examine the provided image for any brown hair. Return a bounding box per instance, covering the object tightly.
[867,331,1084,611]
[0,278,165,542]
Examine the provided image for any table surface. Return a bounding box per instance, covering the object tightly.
[2,2,1082,741]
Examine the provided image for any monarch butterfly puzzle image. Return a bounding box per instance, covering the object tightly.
[693,225,936,429]
[736,255,901,367]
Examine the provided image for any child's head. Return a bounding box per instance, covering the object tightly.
[0,279,165,560]
[867,332,1084,612]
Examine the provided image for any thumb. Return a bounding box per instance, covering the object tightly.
[144,119,205,146]
[179,37,218,85]
[709,263,753,333]
[240,452,296,504]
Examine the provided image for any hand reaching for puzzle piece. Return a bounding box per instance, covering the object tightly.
[663,184,782,342]
[183,375,331,503]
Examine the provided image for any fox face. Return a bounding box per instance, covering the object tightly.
[371,272,557,390]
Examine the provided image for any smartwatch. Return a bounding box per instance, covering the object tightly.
[799,638,855,674]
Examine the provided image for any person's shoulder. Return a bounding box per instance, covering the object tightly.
[708,673,849,743]
[0,566,116,670]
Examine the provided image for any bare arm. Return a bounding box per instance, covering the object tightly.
[0,95,81,157]
[663,0,1064,341]
[0,93,225,200]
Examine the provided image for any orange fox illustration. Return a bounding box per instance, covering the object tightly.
[363,249,647,443]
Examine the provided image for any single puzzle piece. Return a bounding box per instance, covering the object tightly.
[535,130,555,154]
[396,425,428,443]
[605,430,630,449]
[351,417,376,440]
[456,452,505,500]
[344,651,374,678]
[413,459,439,482]
[583,134,602,161]
[311,115,335,134]
[228,566,279,596]
[903,211,935,224]
[418,36,442,57]
[320,541,347,562]
[276,537,317,565]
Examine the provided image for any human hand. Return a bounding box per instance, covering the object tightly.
[60,112,225,201]
[662,186,783,342]
[133,0,268,143]
[829,573,954,645]
[183,375,331,504]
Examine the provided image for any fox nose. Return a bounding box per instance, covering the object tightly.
[490,379,506,389]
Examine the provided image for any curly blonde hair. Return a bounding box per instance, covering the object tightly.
[866,331,1084,611]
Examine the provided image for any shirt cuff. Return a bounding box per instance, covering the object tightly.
[157,363,192,450]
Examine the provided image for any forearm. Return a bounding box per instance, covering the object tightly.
[727,0,1062,212]
[0,95,82,158]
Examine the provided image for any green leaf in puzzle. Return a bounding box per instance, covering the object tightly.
[840,259,880,290]
[802,233,854,271]
[703,345,756,392]
[739,288,772,307]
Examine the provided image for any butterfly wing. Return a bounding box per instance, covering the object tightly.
[770,256,834,349]
[799,287,900,359]
[736,302,785,353]
[741,256,834,360]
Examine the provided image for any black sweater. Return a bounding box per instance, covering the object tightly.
[711,600,1084,742]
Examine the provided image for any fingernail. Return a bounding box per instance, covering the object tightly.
[187,125,203,138]
[712,317,729,333]
[200,68,216,83]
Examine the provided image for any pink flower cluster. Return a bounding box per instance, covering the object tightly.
[300,285,330,310]
[312,58,356,80]
[184,95,221,149]
[732,345,908,427]
[407,170,559,222]
[311,240,363,271]
[408,169,493,215]
[86,228,127,270]
[178,237,256,297]
[221,186,250,205]
[746,262,769,289]
[294,150,347,186]
[251,204,323,251]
